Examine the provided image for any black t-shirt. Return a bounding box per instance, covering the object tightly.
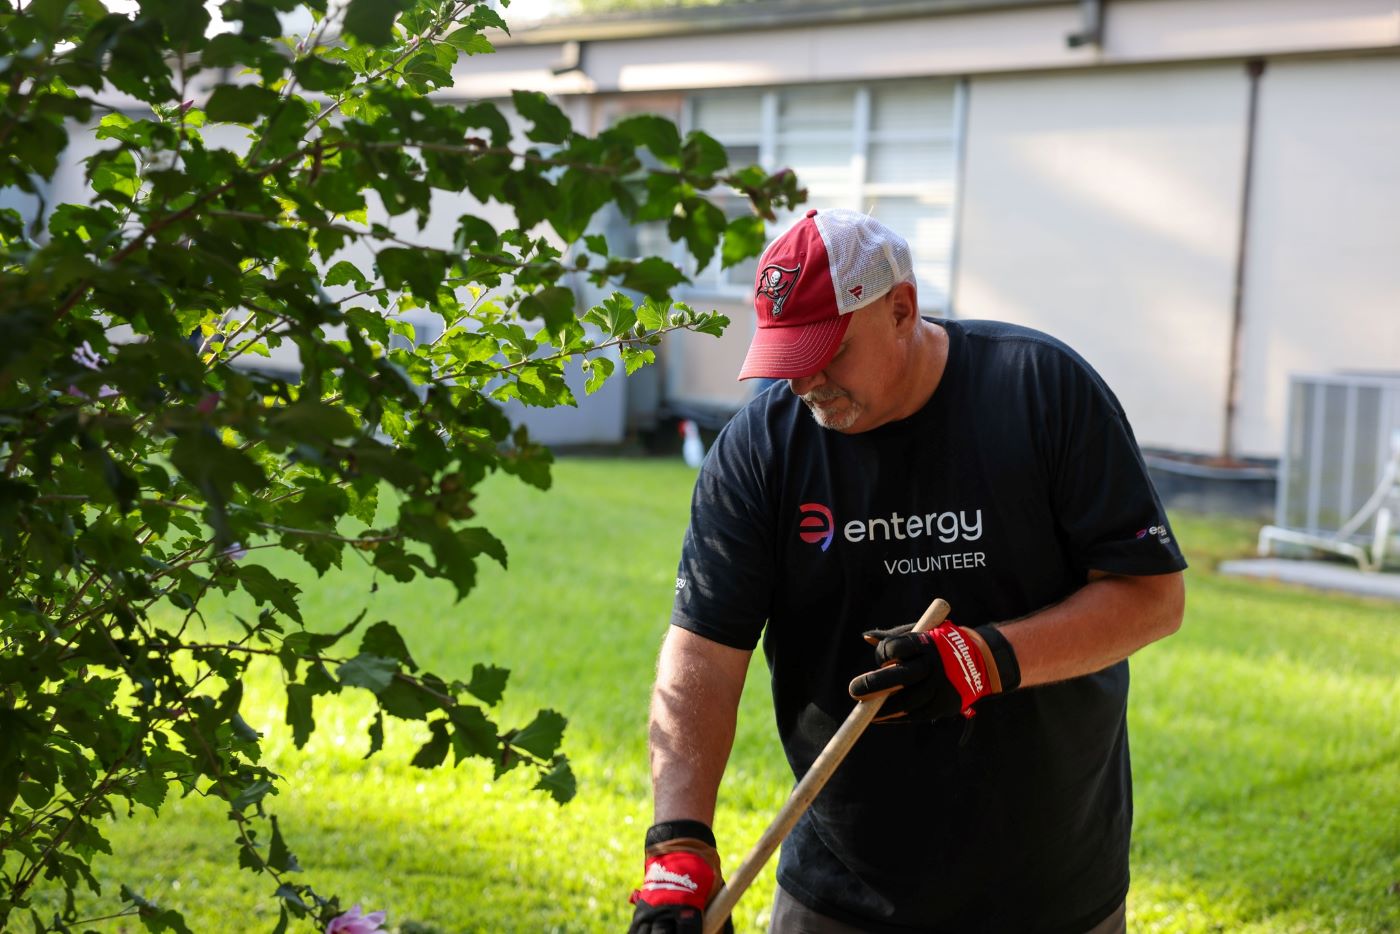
[671,319,1187,933]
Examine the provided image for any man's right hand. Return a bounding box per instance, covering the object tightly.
[628,820,732,934]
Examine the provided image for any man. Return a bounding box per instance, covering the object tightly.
[628,209,1186,933]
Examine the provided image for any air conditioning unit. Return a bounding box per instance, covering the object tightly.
[1259,373,1400,572]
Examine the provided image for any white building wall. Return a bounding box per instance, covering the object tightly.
[954,64,1250,455]
[469,0,1400,96]
[1236,55,1400,458]
[25,1,1400,455]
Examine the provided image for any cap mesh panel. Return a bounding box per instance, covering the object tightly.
[814,209,914,314]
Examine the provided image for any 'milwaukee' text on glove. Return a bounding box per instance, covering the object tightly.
[848,620,1022,722]
[627,820,733,934]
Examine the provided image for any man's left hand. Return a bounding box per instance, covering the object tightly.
[849,620,1014,722]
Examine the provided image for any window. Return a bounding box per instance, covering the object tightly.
[685,79,963,312]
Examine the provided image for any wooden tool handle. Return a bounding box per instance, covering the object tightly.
[701,597,951,934]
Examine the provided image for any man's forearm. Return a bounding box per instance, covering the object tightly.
[997,570,1185,688]
[649,626,751,825]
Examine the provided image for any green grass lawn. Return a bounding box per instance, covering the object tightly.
[41,459,1400,932]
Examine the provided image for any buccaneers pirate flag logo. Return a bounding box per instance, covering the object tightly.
[756,263,800,318]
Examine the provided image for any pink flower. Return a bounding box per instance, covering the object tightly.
[65,383,119,401]
[72,341,103,371]
[326,905,386,934]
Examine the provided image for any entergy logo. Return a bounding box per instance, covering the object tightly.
[798,503,834,552]
[1136,523,1172,545]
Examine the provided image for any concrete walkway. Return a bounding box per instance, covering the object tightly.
[1219,558,1400,602]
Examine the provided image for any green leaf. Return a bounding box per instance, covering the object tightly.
[519,285,576,332]
[346,305,391,346]
[95,112,148,146]
[403,50,453,91]
[235,565,303,623]
[364,711,384,758]
[455,214,498,252]
[275,884,308,915]
[621,347,655,376]
[169,430,267,506]
[584,355,613,395]
[348,484,380,525]
[671,197,727,270]
[690,309,730,339]
[337,654,398,694]
[469,3,510,33]
[324,260,370,290]
[139,0,211,44]
[285,684,314,748]
[621,257,686,300]
[400,514,508,600]
[613,114,681,165]
[343,0,406,46]
[277,484,349,530]
[448,705,498,762]
[378,246,446,298]
[231,779,275,813]
[721,214,765,269]
[292,55,355,93]
[511,90,571,145]
[459,527,507,568]
[131,767,170,813]
[239,832,266,871]
[376,678,432,720]
[445,27,494,55]
[360,621,416,670]
[89,149,139,198]
[97,449,140,512]
[204,84,280,123]
[636,297,668,331]
[411,718,451,769]
[534,758,576,804]
[267,816,301,873]
[583,292,636,338]
[510,709,567,759]
[466,663,509,706]
[682,130,729,175]
[120,885,194,934]
[268,400,358,445]
[30,0,74,32]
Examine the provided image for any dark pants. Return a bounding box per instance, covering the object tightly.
[769,886,1128,934]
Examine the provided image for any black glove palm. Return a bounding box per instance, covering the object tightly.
[628,902,705,934]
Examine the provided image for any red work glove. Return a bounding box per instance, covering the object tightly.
[848,620,1020,722]
[628,820,732,934]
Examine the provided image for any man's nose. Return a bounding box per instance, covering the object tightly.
[789,369,825,396]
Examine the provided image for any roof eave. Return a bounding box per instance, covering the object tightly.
[498,0,1069,46]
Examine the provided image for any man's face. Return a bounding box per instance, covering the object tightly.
[787,293,906,434]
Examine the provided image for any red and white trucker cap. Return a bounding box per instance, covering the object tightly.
[738,208,914,380]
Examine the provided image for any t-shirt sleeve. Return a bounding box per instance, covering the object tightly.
[1048,351,1188,577]
[670,412,774,650]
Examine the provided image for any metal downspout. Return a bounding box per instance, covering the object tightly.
[1223,58,1265,462]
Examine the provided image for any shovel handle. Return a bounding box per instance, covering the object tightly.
[701,597,951,934]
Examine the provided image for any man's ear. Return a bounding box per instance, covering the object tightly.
[888,281,919,330]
